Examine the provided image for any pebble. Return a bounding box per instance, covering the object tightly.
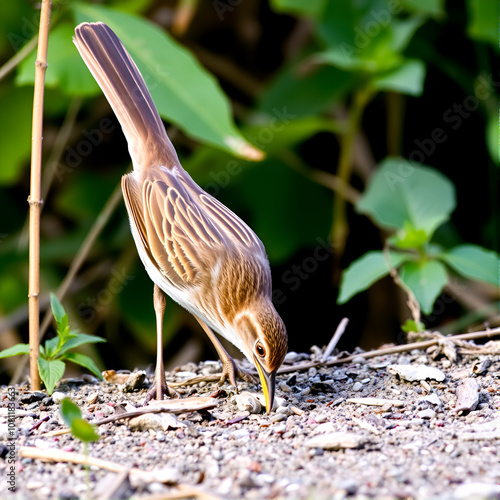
[388,364,446,382]
[235,392,262,414]
[352,382,363,392]
[351,356,367,364]
[51,391,67,404]
[20,392,46,404]
[305,432,371,450]
[417,409,436,419]
[270,413,286,423]
[122,371,147,392]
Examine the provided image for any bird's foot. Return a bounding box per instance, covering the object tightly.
[218,357,256,390]
[144,379,179,405]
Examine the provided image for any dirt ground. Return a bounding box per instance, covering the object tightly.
[1,331,500,500]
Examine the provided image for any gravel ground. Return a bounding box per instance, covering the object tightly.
[1,336,500,500]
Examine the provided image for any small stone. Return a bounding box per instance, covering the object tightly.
[86,392,98,405]
[122,371,147,392]
[417,409,436,419]
[455,378,480,414]
[388,364,445,382]
[454,482,500,499]
[51,391,67,404]
[279,382,291,393]
[20,392,46,404]
[419,393,442,407]
[305,432,371,450]
[201,361,221,375]
[351,356,367,364]
[128,413,184,432]
[270,413,286,423]
[235,392,262,414]
[352,382,363,392]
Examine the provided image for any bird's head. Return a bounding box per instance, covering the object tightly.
[236,304,287,414]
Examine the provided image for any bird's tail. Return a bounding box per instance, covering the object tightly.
[73,22,178,172]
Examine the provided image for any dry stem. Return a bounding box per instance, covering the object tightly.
[28,0,52,391]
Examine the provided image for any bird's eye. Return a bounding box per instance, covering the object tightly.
[256,342,266,357]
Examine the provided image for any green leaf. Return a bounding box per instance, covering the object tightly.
[467,0,499,47]
[0,343,30,359]
[373,59,426,96]
[71,418,100,443]
[258,61,355,118]
[60,397,82,427]
[55,172,118,221]
[0,87,33,185]
[50,293,67,325]
[61,352,104,380]
[356,158,456,237]
[402,319,425,333]
[38,358,66,395]
[270,0,326,18]
[390,220,429,249]
[400,260,448,314]
[16,23,100,96]
[57,333,106,356]
[316,2,424,73]
[43,336,60,359]
[71,3,263,160]
[400,0,445,19]
[440,244,500,286]
[338,250,413,304]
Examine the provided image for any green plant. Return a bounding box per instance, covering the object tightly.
[338,158,500,328]
[60,397,99,499]
[0,294,105,394]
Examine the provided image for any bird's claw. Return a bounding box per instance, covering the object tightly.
[144,379,179,405]
[218,358,257,390]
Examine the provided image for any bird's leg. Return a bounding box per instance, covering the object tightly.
[145,284,177,403]
[194,316,256,388]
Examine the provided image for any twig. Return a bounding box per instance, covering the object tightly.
[383,241,421,324]
[331,86,374,271]
[276,326,500,374]
[322,317,349,362]
[19,447,221,499]
[28,415,49,433]
[28,0,52,391]
[38,396,218,437]
[0,36,39,81]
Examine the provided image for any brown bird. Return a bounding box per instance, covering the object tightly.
[73,22,287,413]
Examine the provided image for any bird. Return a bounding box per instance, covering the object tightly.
[73,22,287,413]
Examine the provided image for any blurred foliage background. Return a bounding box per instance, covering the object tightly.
[0,0,498,384]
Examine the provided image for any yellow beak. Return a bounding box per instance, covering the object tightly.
[254,358,276,414]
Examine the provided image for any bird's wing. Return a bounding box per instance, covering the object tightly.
[122,169,264,291]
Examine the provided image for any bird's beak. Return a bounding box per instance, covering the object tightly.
[254,358,276,414]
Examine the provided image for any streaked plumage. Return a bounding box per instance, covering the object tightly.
[74,22,287,412]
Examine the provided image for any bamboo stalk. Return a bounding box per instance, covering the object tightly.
[28,0,52,391]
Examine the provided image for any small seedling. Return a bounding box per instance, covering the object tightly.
[338,159,500,326]
[60,397,99,498]
[0,293,105,394]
